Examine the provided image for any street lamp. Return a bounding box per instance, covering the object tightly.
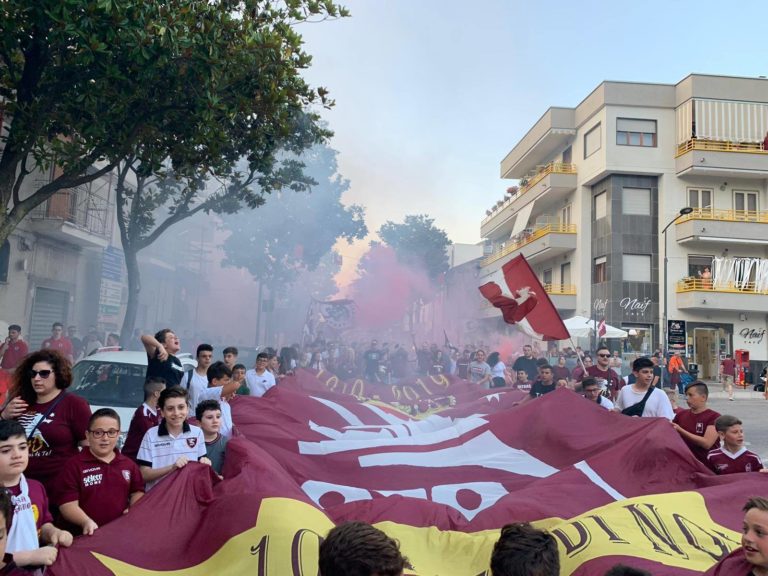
[662,206,694,379]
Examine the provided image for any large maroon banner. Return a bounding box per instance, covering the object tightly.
[49,372,767,575]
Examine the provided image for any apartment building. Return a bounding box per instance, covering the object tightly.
[480,74,768,379]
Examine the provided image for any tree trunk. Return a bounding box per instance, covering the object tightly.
[120,245,142,347]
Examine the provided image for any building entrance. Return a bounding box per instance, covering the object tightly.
[693,327,725,380]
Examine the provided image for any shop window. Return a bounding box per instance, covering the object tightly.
[623,325,653,355]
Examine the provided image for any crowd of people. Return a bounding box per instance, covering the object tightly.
[0,322,766,574]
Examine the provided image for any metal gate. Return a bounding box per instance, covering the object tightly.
[29,287,69,350]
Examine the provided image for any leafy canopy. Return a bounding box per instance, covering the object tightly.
[377,214,451,280]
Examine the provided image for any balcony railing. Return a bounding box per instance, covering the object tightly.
[543,284,577,295]
[676,138,768,157]
[677,278,768,295]
[519,162,577,195]
[481,162,577,227]
[677,208,768,224]
[30,181,113,239]
[481,223,576,267]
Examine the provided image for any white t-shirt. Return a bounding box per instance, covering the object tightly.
[136,421,206,490]
[596,396,615,410]
[181,369,209,409]
[615,385,674,420]
[197,386,233,438]
[491,361,506,379]
[246,368,276,397]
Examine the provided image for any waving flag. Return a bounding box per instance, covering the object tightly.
[598,318,607,338]
[314,298,355,330]
[479,254,569,340]
[50,371,764,575]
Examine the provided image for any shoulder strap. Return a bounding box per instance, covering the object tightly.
[185,368,195,390]
[26,391,68,441]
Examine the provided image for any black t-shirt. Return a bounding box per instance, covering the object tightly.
[146,352,184,386]
[513,356,539,381]
[529,381,557,398]
[363,349,381,372]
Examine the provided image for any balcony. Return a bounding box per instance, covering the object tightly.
[676,278,768,313]
[544,283,577,311]
[676,208,768,246]
[28,181,113,248]
[481,223,577,271]
[481,163,577,239]
[675,139,768,178]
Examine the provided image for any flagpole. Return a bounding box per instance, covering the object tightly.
[569,336,588,376]
[301,298,315,350]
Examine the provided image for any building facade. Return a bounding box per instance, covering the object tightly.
[480,74,768,379]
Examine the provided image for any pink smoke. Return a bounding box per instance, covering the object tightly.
[349,245,432,330]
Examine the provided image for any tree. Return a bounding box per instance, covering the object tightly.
[221,142,367,289]
[378,214,451,280]
[0,0,348,247]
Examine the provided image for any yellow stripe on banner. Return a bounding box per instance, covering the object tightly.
[94,493,741,575]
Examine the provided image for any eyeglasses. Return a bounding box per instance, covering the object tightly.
[88,429,119,439]
[597,354,611,358]
[28,370,53,379]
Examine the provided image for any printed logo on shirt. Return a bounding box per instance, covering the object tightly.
[83,473,103,487]
[186,438,198,448]
[696,422,704,434]
[122,470,131,482]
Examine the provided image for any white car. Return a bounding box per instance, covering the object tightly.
[71,350,196,443]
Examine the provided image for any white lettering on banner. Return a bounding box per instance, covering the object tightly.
[574,461,625,501]
[299,416,487,455]
[358,430,559,477]
[310,397,364,426]
[301,480,371,507]
[431,482,509,521]
[619,297,652,315]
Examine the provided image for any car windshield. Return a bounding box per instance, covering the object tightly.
[71,361,145,408]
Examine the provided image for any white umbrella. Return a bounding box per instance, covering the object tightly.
[562,315,628,339]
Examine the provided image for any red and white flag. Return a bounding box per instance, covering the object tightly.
[598,318,607,338]
[478,254,569,341]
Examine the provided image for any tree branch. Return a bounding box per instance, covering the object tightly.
[11,153,31,207]
[138,201,209,250]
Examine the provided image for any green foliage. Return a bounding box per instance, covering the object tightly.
[221,142,367,288]
[0,0,348,242]
[377,214,451,280]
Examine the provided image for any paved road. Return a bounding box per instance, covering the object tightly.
[689,385,768,462]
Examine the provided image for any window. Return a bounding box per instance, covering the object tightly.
[734,190,758,220]
[622,187,651,215]
[594,191,607,220]
[623,254,652,282]
[0,241,8,283]
[688,255,713,282]
[594,256,607,283]
[584,124,601,158]
[560,262,571,291]
[560,204,572,226]
[562,146,572,164]
[688,188,713,213]
[542,269,553,288]
[616,118,657,147]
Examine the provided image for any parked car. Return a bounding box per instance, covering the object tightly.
[71,350,196,444]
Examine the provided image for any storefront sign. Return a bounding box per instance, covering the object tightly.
[739,327,766,345]
[593,298,608,314]
[619,297,652,316]
[667,320,686,353]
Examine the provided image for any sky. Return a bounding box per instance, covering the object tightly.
[298,0,768,279]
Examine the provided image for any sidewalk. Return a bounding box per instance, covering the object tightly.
[692,381,766,401]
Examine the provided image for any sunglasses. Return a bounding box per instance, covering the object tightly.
[597,354,611,358]
[29,370,53,379]
[88,429,120,439]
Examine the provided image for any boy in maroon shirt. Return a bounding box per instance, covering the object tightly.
[0,420,72,568]
[55,409,144,535]
[706,415,766,475]
[40,323,74,363]
[121,377,166,461]
[0,491,27,576]
[671,381,720,465]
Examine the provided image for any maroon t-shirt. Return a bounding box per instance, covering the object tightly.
[512,379,531,392]
[7,476,54,533]
[40,337,74,359]
[673,408,720,464]
[552,366,570,382]
[0,341,28,370]
[121,404,162,461]
[720,358,736,376]
[54,449,144,529]
[18,392,91,492]
[707,447,764,474]
[585,365,621,393]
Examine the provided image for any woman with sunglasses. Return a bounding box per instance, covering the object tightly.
[0,350,91,494]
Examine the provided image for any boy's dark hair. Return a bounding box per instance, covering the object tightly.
[144,377,166,400]
[596,346,610,355]
[233,363,246,372]
[632,357,654,372]
[196,343,213,357]
[490,522,559,576]
[535,357,549,367]
[8,324,21,332]
[256,352,270,361]
[538,364,553,372]
[684,380,709,398]
[603,565,652,576]
[319,521,408,576]
[581,377,598,388]
[207,361,233,383]
[158,386,188,410]
[52,322,63,329]
[223,346,238,356]
[715,414,741,433]
[195,399,222,421]
[154,328,174,345]
[0,420,26,442]
[89,408,121,428]
[0,490,12,530]
[743,497,768,513]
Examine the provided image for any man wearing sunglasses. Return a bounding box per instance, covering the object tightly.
[583,346,621,401]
